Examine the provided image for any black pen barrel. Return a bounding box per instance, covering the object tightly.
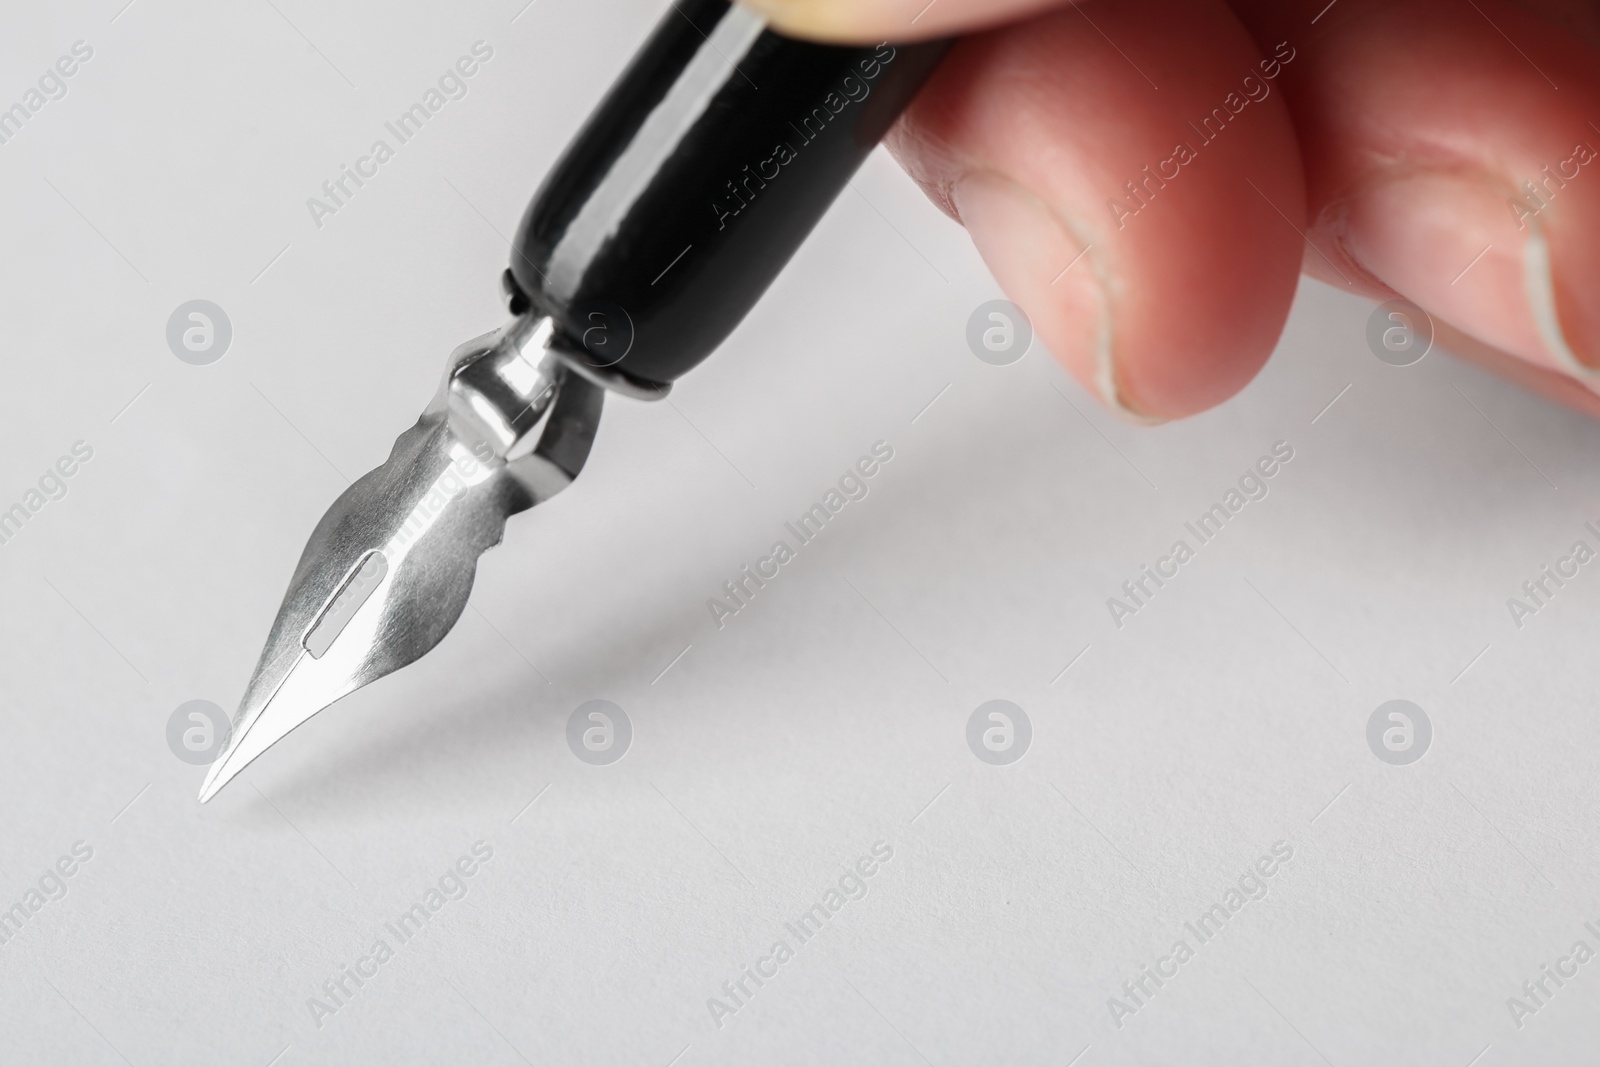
[509,0,947,387]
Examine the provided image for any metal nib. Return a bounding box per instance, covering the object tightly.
[199,315,605,802]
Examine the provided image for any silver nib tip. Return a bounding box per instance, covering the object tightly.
[199,315,603,802]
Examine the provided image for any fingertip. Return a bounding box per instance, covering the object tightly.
[1245,0,1600,389]
[738,0,1065,43]
[894,2,1305,422]
[737,0,868,41]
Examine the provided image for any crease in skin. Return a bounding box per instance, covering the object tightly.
[1051,203,1164,425]
[1330,165,1599,385]
[957,166,1160,422]
[934,156,1164,422]
[886,123,1161,419]
[1523,216,1600,378]
[1080,239,1163,425]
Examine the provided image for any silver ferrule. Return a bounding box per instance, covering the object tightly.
[443,315,567,464]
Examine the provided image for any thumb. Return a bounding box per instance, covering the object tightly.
[736,0,1068,42]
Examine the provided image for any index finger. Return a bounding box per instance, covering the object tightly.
[737,0,1070,42]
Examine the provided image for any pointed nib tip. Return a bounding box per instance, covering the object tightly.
[197,759,234,804]
[194,647,362,805]
[197,723,258,803]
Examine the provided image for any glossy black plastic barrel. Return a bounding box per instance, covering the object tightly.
[509,0,946,387]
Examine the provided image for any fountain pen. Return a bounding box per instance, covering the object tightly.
[199,1,948,800]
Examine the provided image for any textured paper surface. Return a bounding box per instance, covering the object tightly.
[2,2,1598,1065]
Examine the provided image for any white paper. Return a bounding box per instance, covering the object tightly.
[1,2,1597,1065]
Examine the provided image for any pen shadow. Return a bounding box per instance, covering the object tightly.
[256,396,1053,818]
[255,334,1600,819]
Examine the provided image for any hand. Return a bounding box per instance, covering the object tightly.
[740,0,1600,422]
